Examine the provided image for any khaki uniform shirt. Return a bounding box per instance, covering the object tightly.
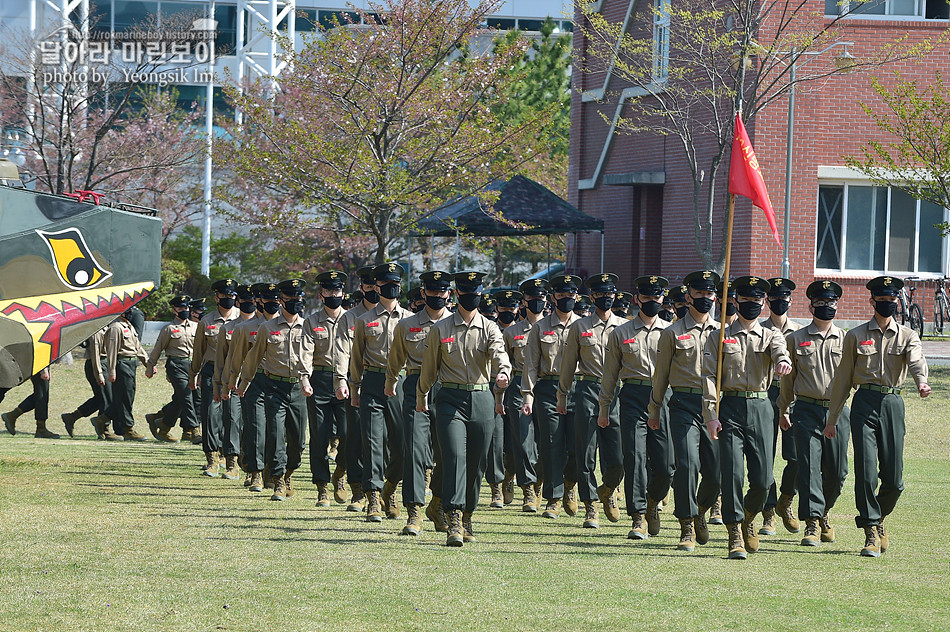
[190,308,237,378]
[648,312,720,420]
[214,316,251,394]
[147,318,196,370]
[332,302,372,390]
[104,319,147,379]
[503,319,534,374]
[599,315,669,417]
[828,318,928,426]
[521,311,579,408]
[87,328,107,384]
[777,323,845,416]
[761,316,802,388]
[304,308,343,370]
[701,319,790,422]
[238,313,314,388]
[557,312,626,409]
[223,315,271,389]
[386,308,448,392]
[417,311,512,400]
[347,303,412,390]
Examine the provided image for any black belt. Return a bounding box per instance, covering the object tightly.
[440,382,490,391]
[266,372,299,383]
[797,395,829,407]
[722,390,768,399]
[859,384,902,395]
[671,386,702,395]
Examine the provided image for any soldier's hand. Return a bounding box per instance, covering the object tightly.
[707,418,721,440]
[302,382,314,397]
[597,415,609,429]
[384,387,396,398]
[98,379,106,387]
[109,375,116,383]
[556,403,567,415]
[40,368,50,380]
[647,417,660,431]
[221,390,230,401]
[336,385,349,400]
[416,399,429,413]
[494,402,505,415]
[236,387,246,398]
[775,360,792,376]
[145,367,155,379]
[189,376,198,391]
[919,383,931,398]
[780,413,791,431]
[213,393,221,403]
[521,402,532,416]
[822,422,837,439]
[496,373,510,389]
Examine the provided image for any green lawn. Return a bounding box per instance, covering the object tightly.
[0,362,948,632]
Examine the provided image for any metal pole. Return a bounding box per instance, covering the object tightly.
[600,231,605,272]
[782,61,796,279]
[201,0,215,277]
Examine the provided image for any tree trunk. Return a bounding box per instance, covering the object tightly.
[373,209,392,264]
[493,237,504,286]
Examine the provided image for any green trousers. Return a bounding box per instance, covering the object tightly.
[533,378,577,500]
[107,357,138,435]
[765,383,798,509]
[345,399,362,486]
[792,400,850,520]
[573,379,623,502]
[162,357,198,429]
[76,358,112,417]
[620,383,674,515]
[504,375,541,487]
[851,389,905,528]
[263,377,307,478]
[402,374,442,505]
[307,369,346,484]
[719,395,774,525]
[435,387,495,513]
[669,391,720,520]
[221,389,242,458]
[240,371,267,472]
[359,370,403,491]
[199,362,223,453]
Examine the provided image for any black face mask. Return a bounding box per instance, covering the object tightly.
[263,301,280,315]
[425,295,447,311]
[457,293,481,312]
[218,297,235,309]
[691,297,714,314]
[239,300,256,314]
[362,290,380,304]
[556,297,576,313]
[283,298,305,315]
[659,309,674,322]
[638,300,662,317]
[498,311,517,324]
[769,298,790,316]
[874,300,898,318]
[526,298,546,315]
[176,309,190,320]
[737,301,763,320]
[481,311,498,321]
[379,283,400,300]
[411,303,425,313]
[323,295,344,309]
[191,311,204,320]
[593,296,614,311]
[612,309,627,319]
[813,305,837,321]
[519,307,527,319]
[725,302,738,317]
[675,305,690,320]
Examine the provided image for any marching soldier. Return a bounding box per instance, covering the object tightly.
[669,284,689,321]
[659,290,675,322]
[760,278,803,536]
[2,368,55,438]
[599,275,673,540]
[718,279,738,327]
[648,270,721,552]
[490,289,522,506]
[407,286,425,313]
[827,276,929,557]
[612,292,633,320]
[236,279,314,501]
[478,293,498,322]
[703,276,791,560]
[61,327,114,439]
[103,309,149,440]
[521,274,581,520]
[144,295,198,443]
[304,271,349,507]
[479,292,511,508]
[416,271,512,547]
[386,270,452,535]
[777,280,850,547]
[573,294,592,319]
[559,273,626,529]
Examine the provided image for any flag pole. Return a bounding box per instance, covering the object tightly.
[714,193,736,421]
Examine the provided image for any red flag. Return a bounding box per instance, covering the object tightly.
[729,113,781,246]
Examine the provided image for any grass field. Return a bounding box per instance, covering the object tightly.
[0,361,948,632]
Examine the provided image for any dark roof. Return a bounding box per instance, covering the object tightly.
[415,175,604,237]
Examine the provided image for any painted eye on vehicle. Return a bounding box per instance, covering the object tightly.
[36,227,112,290]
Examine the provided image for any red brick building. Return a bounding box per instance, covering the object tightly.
[568,0,949,321]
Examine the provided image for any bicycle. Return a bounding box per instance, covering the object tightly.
[898,277,924,338]
[935,278,950,336]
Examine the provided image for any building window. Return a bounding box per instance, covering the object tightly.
[826,0,950,18]
[652,0,669,82]
[816,183,948,275]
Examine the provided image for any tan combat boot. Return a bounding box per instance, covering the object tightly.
[203,451,220,477]
[563,481,578,516]
[759,507,777,536]
[462,512,476,543]
[878,519,889,553]
[424,468,432,495]
[263,465,274,490]
[801,517,821,546]
[222,456,240,480]
[820,512,836,543]
[123,428,147,441]
[145,412,162,439]
[646,497,661,536]
[401,504,423,536]
[542,499,561,519]
[328,436,340,462]
[271,474,287,501]
[502,470,515,506]
[248,471,264,493]
[708,496,724,525]
[34,420,61,439]
[244,472,253,487]
[742,510,760,553]
[347,482,365,512]
[661,489,672,511]
[181,427,203,444]
[677,518,695,551]
[628,513,647,540]
[776,492,800,533]
[332,469,347,504]
[861,525,881,557]
[694,505,710,545]
[61,411,80,437]
[582,501,600,529]
[284,471,295,498]
[91,414,107,439]
[2,407,23,435]
[521,485,538,513]
[101,420,123,441]
[597,485,620,523]
[366,490,383,523]
[533,480,544,510]
[426,496,449,533]
[489,482,504,509]
[381,479,400,519]
[446,509,464,547]
[316,482,331,508]
[727,523,747,560]
[156,421,179,443]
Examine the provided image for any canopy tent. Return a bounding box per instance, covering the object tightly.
[413,175,606,272]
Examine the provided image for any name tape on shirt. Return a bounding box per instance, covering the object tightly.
[677,334,692,341]
[171,328,180,333]
[207,325,217,331]
[250,331,258,336]
[227,330,234,335]
[860,340,875,346]
[313,327,326,332]
[270,331,281,335]
[409,327,422,333]
[798,341,812,347]
[622,338,636,344]
[513,335,526,341]
[441,337,455,344]
[366,321,380,327]
[543,330,557,336]
[723,338,738,344]
[581,332,594,338]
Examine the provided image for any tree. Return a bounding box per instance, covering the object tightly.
[846,71,950,235]
[578,0,931,269]
[218,0,560,264]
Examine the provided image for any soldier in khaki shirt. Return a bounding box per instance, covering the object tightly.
[703,276,791,560]
[60,327,115,439]
[304,271,349,507]
[385,270,452,535]
[489,288,523,508]
[760,277,804,535]
[827,276,930,558]
[416,271,512,547]
[777,280,850,547]
[333,266,380,510]
[103,310,149,440]
[558,273,626,529]
[520,275,581,519]
[237,279,314,502]
[648,270,721,552]
[599,275,672,540]
[144,295,197,443]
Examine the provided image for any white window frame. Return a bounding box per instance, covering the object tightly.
[828,0,948,19]
[815,179,950,278]
[652,0,670,83]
